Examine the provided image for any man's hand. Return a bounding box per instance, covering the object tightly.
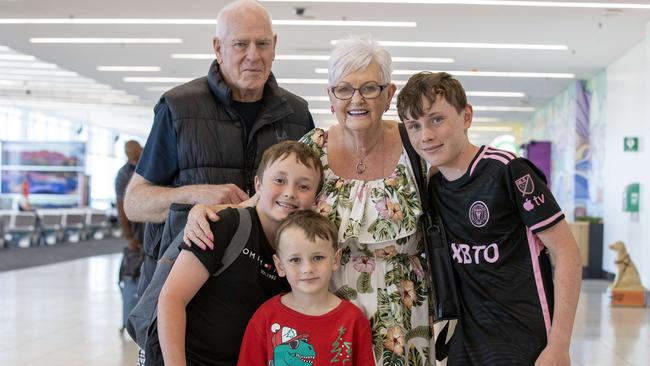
[535,344,570,366]
[192,184,249,205]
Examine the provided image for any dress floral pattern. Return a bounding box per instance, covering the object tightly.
[302,128,435,366]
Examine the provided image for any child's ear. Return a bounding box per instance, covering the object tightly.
[332,248,342,272]
[254,175,262,192]
[310,192,322,211]
[272,254,286,277]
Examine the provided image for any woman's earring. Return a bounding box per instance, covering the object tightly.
[331,106,335,114]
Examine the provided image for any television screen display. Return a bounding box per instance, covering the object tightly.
[1,141,85,167]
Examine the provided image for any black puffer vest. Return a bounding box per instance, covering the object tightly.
[138,61,313,295]
[166,60,312,193]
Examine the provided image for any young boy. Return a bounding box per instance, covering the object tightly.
[237,210,375,366]
[396,72,582,366]
[156,141,325,366]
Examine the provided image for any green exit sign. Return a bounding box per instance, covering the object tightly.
[624,137,639,152]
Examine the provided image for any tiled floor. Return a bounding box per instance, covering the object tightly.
[0,253,647,365]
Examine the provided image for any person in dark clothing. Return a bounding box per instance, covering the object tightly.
[115,140,144,331]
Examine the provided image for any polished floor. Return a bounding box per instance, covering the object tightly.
[0,253,647,366]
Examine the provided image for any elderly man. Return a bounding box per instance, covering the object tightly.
[124,0,314,298]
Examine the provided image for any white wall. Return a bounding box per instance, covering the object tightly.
[603,30,650,287]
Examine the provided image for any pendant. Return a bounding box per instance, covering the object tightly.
[356,161,366,174]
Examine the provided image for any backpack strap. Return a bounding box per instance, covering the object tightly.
[214,207,252,276]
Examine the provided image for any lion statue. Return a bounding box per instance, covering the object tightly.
[608,241,645,290]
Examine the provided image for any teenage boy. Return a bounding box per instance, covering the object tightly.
[396,72,582,366]
[237,210,375,366]
[156,141,324,366]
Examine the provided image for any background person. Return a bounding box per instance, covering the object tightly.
[115,140,145,333]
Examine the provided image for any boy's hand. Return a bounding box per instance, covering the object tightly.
[534,344,570,366]
[183,204,220,250]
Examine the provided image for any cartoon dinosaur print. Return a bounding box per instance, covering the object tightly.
[273,338,316,366]
[270,323,316,366]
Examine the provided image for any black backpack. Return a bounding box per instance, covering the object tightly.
[125,205,252,355]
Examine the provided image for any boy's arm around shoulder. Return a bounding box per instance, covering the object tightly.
[535,219,582,366]
[157,250,210,366]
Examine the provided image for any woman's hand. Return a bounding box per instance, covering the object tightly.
[183,204,221,250]
[182,195,259,250]
[239,192,260,207]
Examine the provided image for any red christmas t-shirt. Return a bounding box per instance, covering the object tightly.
[237,294,375,366]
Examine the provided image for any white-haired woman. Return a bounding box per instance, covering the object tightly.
[300,35,440,365]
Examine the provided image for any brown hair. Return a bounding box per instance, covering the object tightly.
[256,141,325,194]
[274,210,338,252]
[397,72,467,122]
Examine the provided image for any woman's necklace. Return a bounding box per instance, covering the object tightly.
[352,127,384,175]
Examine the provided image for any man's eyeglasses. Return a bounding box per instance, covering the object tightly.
[329,82,388,100]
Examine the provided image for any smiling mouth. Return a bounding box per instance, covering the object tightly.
[276,201,298,209]
[347,109,369,116]
[422,144,443,153]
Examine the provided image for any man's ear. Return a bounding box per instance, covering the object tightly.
[273,254,286,277]
[272,34,278,59]
[213,37,223,64]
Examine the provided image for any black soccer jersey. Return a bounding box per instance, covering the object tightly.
[430,146,565,366]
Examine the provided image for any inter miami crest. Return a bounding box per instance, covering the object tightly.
[515,174,535,196]
[468,201,489,228]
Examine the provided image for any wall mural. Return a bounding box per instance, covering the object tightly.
[584,70,606,218]
[575,81,591,218]
[526,82,578,221]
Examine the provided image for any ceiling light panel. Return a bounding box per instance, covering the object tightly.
[466,91,525,97]
[30,38,183,44]
[0,61,56,69]
[273,20,415,27]
[0,54,36,61]
[123,77,192,83]
[331,40,568,50]
[0,18,415,27]
[172,54,453,63]
[97,66,161,72]
[473,106,535,112]
[171,54,213,59]
[315,68,573,78]
[0,69,78,77]
[260,0,650,10]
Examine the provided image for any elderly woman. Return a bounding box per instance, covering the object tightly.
[298,35,438,365]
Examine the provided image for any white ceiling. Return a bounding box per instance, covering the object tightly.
[1,0,650,144]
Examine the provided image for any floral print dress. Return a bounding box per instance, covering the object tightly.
[302,128,436,366]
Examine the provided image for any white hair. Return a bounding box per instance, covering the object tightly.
[216,0,273,38]
[328,34,392,86]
